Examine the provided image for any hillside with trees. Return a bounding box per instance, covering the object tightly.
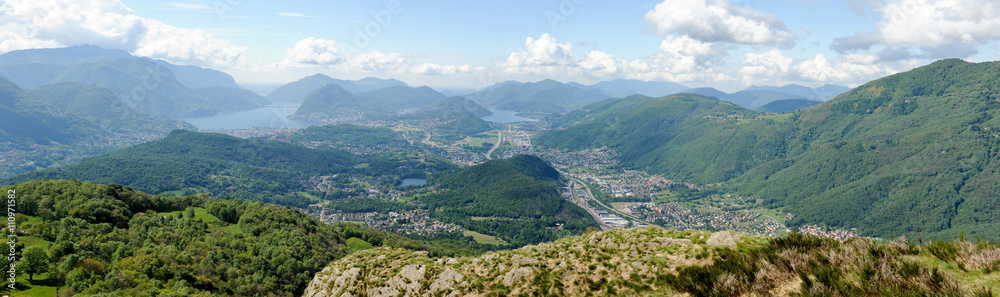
[421,155,598,246]
[3,130,451,207]
[536,59,1000,240]
[0,180,461,296]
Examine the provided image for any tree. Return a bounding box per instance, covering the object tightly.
[22,246,48,280]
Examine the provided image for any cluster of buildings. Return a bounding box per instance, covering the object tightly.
[201,127,304,139]
[798,224,863,241]
[312,208,466,236]
[635,202,788,237]
[537,148,618,170]
[594,209,630,228]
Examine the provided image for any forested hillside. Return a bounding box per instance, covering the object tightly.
[3,130,449,207]
[423,155,598,246]
[536,59,1000,240]
[0,180,461,296]
[535,94,791,183]
[0,76,100,146]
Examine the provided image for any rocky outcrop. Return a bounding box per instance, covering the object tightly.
[303,227,726,296]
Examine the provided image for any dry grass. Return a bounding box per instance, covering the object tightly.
[957,241,1000,272]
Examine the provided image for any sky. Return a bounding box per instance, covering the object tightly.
[2,0,1000,92]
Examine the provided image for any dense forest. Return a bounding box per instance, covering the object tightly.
[536,59,1000,240]
[3,130,452,207]
[421,155,598,246]
[0,180,463,296]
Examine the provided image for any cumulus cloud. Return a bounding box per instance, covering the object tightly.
[501,34,576,75]
[640,35,728,82]
[739,49,897,86]
[0,0,246,68]
[134,19,246,68]
[279,37,347,66]
[833,0,1000,58]
[501,34,733,83]
[644,0,795,46]
[739,48,794,85]
[275,37,480,76]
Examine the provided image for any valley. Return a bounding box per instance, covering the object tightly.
[2,46,999,296]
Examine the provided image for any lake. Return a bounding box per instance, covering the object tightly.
[481,109,539,123]
[180,105,321,130]
[399,178,427,187]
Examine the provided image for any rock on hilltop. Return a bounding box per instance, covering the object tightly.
[305,226,999,296]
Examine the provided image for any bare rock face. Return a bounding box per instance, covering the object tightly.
[707,231,743,249]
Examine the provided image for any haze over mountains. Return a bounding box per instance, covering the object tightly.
[0,45,269,118]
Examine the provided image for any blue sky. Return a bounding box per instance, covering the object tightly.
[3,0,1000,91]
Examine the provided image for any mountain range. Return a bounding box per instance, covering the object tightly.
[536,58,1000,240]
[0,45,269,118]
[265,73,407,104]
[292,84,448,119]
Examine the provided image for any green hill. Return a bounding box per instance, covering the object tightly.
[28,82,194,136]
[0,76,100,146]
[0,180,459,297]
[293,84,447,119]
[535,94,790,183]
[266,74,406,104]
[736,58,1000,239]
[421,155,598,246]
[473,79,608,113]
[535,59,1000,240]
[3,130,445,207]
[756,98,823,113]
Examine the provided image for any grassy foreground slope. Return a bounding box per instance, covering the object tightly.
[304,227,1000,296]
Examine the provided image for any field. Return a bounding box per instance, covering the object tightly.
[346,237,374,251]
[161,207,221,223]
[462,230,506,245]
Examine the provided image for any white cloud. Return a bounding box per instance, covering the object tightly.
[833,0,1000,57]
[501,34,736,84]
[739,48,794,85]
[279,37,347,66]
[739,49,898,86]
[134,19,246,68]
[275,37,480,76]
[0,0,246,68]
[0,0,145,52]
[644,0,795,46]
[501,34,576,75]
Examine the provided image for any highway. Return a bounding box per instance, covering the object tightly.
[563,173,656,227]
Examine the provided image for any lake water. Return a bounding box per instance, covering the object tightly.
[399,178,427,187]
[481,109,539,123]
[180,105,321,130]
